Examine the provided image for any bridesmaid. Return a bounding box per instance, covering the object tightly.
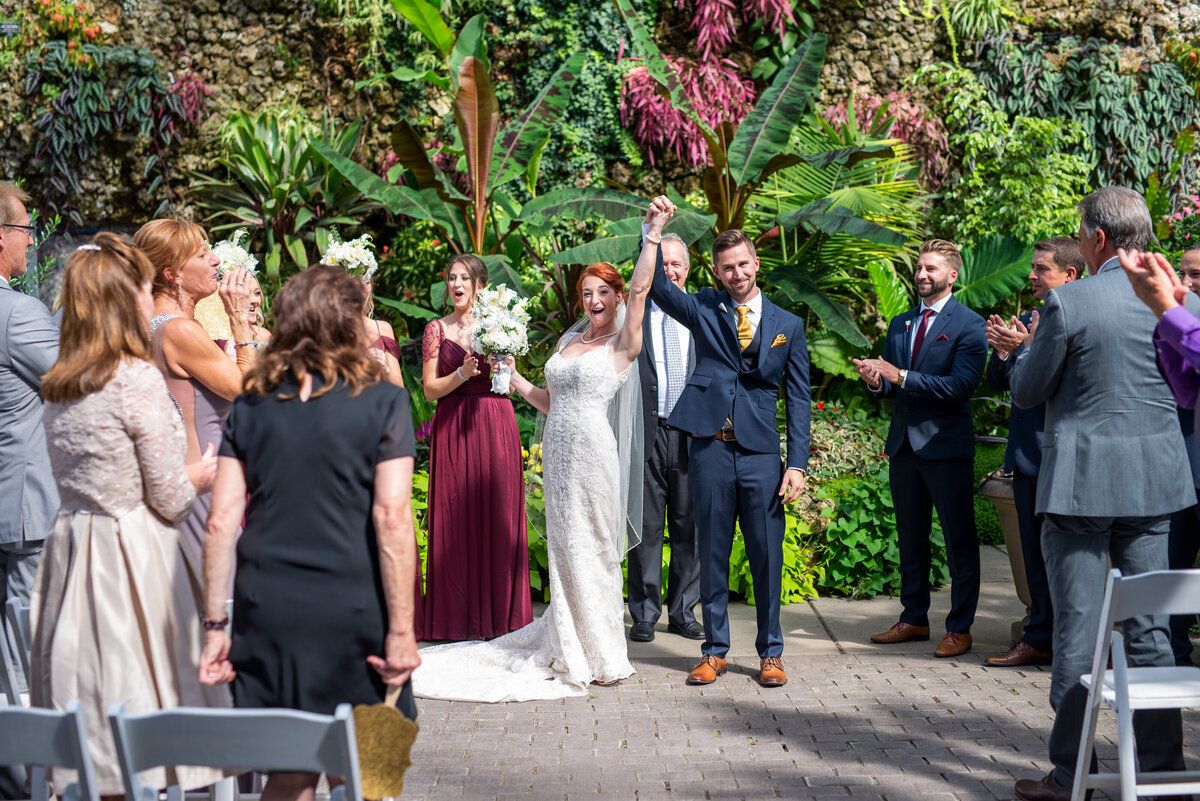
[420,254,531,640]
[362,273,404,387]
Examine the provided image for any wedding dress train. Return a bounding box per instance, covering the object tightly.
[412,340,636,702]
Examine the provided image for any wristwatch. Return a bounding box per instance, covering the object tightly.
[898,369,908,388]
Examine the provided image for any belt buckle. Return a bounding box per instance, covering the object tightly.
[716,429,736,442]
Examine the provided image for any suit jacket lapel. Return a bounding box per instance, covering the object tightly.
[719,293,741,355]
[914,297,955,370]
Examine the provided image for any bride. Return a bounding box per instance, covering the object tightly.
[412,197,676,702]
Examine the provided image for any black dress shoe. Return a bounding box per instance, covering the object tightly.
[668,620,705,640]
[629,622,655,642]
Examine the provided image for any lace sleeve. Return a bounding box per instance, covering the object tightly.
[120,361,196,523]
[422,320,445,362]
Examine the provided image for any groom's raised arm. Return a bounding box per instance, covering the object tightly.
[646,234,702,330]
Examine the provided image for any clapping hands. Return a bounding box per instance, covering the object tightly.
[1118,248,1188,319]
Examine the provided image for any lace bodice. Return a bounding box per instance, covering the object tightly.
[543,340,630,419]
[43,359,195,522]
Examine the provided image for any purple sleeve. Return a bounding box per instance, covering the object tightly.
[1154,306,1200,410]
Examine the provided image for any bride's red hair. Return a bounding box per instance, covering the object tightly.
[575,262,625,311]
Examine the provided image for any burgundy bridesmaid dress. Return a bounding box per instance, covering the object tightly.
[419,320,532,640]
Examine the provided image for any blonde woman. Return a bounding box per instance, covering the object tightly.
[31,234,229,798]
[134,219,256,567]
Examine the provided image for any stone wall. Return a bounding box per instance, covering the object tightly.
[817,0,1200,98]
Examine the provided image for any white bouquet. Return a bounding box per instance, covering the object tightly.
[322,229,378,279]
[196,229,258,340]
[211,229,258,277]
[470,283,530,394]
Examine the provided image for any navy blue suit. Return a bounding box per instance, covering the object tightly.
[877,295,986,634]
[986,317,1052,653]
[649,248,810,659]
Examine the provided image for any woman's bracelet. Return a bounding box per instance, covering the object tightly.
[645,233,662,245]
[234,340,260,349]
[455,366,467,381]
[200,611,229,631]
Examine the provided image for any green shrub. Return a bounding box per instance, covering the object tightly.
[973,442,1006,545]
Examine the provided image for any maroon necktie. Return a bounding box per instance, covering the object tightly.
[911,308,934,363]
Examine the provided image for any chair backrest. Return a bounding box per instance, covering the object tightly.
[4,600,30,681]
[0,701,99,801]
[0,627,22,707]
[108,703,362,801]
[1105,568,1200,622]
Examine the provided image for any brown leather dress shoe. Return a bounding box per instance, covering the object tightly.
[759,657,787,687]
[870,621,931,644]
[985,641,1052,667]
[686,654,727,685]
[934,631,973,657]
[1014,771,1069,801]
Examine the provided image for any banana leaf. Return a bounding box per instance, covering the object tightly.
[390,121,466,205]
[388,0,454,56]
[488,52,585,195]
[449,14,489,82]
[805,325,865,378]
[727,34,827,188]
[550,211,718,265]
[954,235,1035,311]
[454,56,500,252]
[375,296,438,321]
[777,198,907,246]
[867,259,912,321]
[519,187,646,229]
[766,267,870,347]
[480,254,527,297]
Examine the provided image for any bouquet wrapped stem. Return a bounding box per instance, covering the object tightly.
[470,284,530,395]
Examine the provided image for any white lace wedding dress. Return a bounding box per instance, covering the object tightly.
[412,339,636,702]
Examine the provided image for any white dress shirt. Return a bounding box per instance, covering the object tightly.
[650,301,692,418]
[729,290,763,340]
[909,292,952,360]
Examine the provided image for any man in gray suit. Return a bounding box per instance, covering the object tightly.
[1009,186,1196,801]
[0,182,58,614]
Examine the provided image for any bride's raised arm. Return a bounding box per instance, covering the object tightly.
[614,196,676,370]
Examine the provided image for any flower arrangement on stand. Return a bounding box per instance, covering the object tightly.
[471,284,531,394]
[195,229,258,341]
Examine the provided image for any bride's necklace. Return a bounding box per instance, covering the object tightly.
[581,329,618,344]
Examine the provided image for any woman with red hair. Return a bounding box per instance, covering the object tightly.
[412,196,677,702]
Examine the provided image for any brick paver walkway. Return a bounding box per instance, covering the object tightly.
[404,652,1200,800]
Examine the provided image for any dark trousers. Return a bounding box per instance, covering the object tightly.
[889,441,980,634]
[1041,513,1183,787]
[628,422,701,627]
[1013,470,1054,652]
[1168,490,1200,665]
[688,436,785,659]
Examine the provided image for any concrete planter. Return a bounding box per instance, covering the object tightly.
[978,468,1031,641]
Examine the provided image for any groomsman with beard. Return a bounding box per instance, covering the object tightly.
[982,237,1081,667]
[853,239,987,658]
[628,232,703,643]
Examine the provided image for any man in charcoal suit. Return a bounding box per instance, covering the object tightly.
[0,182,58,615]
[853,238,988,658]
[628,232,703,643]
[982,237,1082,667]
[1010,187,1197,801]
[647,198,810,689]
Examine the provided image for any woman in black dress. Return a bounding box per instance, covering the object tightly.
[199,265,420,801]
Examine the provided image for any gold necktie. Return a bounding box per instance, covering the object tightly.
[736,305,752,351]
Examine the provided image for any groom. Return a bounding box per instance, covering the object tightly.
[646,197,810,688]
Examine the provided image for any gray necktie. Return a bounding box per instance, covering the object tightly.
[662,314,685,416]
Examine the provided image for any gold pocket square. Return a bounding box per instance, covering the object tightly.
[770,334,788,348]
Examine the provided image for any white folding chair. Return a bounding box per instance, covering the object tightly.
[0,700,99,801]
[1073,568,1200,799]
[4,600,30,686]
[108,703,362,801]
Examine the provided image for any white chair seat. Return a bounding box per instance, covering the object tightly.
[1081,667,1200,709]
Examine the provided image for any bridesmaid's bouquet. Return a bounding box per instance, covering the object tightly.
[471,284,530,394]
[323,229,378,279]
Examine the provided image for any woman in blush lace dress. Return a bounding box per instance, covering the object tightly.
[411,197,675,702]
[134,220,258,569]
[30,234,230,797]
[419,254,530,641]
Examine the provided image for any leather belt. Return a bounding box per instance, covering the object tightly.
[713,429,737,442]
